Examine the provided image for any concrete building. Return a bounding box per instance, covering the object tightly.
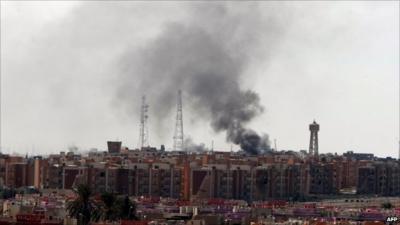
[357,166,378,195]
[357,162,400,196]
[5,162,28,188]
[252,164,306,201]
[230,164,252,201]
[309,163,339,195]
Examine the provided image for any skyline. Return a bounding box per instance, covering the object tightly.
[0,1,399,157]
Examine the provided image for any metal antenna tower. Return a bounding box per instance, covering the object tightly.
[173,90,184,151]
[138,95,149,149]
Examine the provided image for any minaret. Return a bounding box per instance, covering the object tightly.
[173,90,184,151]
[309,120,319,157]
[138,95,149,149]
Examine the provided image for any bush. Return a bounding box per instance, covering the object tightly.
[381,202,393,210]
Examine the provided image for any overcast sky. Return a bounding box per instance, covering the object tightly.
[1,1,399,157]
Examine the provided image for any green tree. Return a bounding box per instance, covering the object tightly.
[66,184,99,225]
[0,188,16,199]
[382,202,393,210]
[99,191,119,222]
[117,195,138,220]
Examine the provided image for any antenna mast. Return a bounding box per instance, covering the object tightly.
[138,95,149,149]
[173,90,184,151]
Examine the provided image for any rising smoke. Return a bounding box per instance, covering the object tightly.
[184,137,208,153]
[117,3,282,155]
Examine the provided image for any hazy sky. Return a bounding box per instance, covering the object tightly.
[1,1,399,157]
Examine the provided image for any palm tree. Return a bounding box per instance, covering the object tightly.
[67,184,99,225]
[117,195,138,220]
[99,191,119,222]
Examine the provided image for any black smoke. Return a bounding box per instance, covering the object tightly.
[117,3,281,154]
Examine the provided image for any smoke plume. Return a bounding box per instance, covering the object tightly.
[184,137,208,153]
[117,3,281,154]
